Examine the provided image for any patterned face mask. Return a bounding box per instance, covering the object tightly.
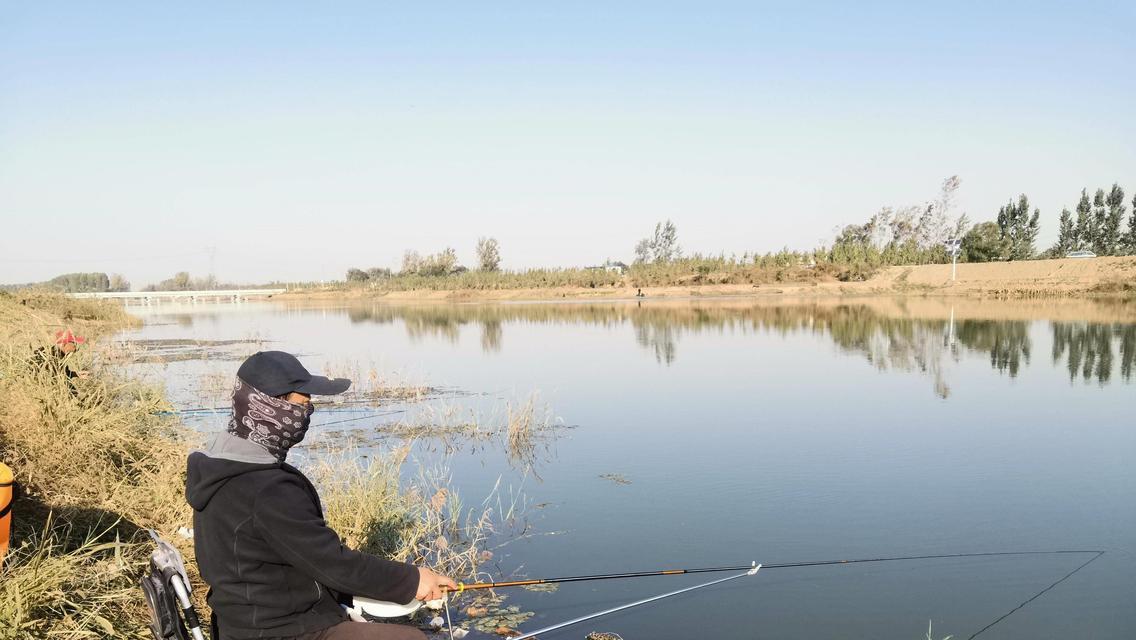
[227,377,315,462]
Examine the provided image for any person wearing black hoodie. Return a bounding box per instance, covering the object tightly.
[186,351,455,640]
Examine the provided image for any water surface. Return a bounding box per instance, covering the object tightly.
[121,297,1136,639]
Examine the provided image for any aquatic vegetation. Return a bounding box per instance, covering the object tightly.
[468,603,533,635]
[313,447,497,581]
[505,394,558,471]
[925,620,952,640]
[598,473,632,485]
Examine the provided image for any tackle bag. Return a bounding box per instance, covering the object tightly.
[140,530,207,640]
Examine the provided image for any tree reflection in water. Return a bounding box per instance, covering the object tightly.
[1051,322,1136,384]
[955,320,1031,377]
[339,301,1133,396]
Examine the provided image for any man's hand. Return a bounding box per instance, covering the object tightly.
[416,567,458,601]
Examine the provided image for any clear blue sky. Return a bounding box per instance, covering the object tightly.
[2,2,1134,286]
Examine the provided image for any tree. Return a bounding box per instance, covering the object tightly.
[634,220,681,264]
[950,213,971,241]
[1101,184,1126,255]
[108,273,130,292]
[171,272,191,290]
[401,251,422,275]
[887,206,921,247]
[1091,188,1109,254]
[476,237,501,271]
[1052,208,1077,256]
[1074,189,1094,250]
[1125,192,1136,255]
[346,268,368,282]
[633,238,652,264]
[961,222,1006,262]
[366,267,392,280]
[651,220,681,263]
[916,175,960,248]
[432,247,459,275]
[996,194,1040,260]
[48,272,110,293]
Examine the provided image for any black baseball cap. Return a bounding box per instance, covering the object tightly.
[236,351,351,397]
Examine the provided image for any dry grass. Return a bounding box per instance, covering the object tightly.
[314,448,497,582]
[0,518,135,640]
[505,395,556,471]
[0,291,194,639]
[338,395,562,471]
[0,291,516,638]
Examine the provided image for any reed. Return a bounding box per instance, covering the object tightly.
[0,292,511,638]
[0,291,193,639]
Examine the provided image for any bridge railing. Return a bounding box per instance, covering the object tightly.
[69,289,286,303]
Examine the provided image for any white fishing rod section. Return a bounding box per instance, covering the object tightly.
[512,562,762,640]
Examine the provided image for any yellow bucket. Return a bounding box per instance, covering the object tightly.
[0,462,13,570]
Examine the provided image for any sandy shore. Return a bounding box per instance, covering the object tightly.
[281,256,1136,303]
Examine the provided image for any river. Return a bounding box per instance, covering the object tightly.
[120,296,1135,639]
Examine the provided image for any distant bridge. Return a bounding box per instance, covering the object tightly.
[69,289,286,305]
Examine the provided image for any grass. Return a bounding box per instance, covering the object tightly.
[0,291,514,638]
[0,291,196,639]
[313,445,495,578]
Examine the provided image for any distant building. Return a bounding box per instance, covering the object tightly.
[589,260,629,274]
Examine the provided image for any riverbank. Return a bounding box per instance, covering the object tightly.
[0,292,498,639]
[282,256,1136,303]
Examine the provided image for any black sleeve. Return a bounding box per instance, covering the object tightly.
[252,475,420,604]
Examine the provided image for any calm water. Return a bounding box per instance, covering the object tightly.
[121,297,1135,639]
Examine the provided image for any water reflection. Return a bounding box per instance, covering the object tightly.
[956,320,1032,377]
[1051,322,1136,384]
[338,300,1134,396]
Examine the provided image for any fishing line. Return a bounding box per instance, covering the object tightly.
[314,409,407,428]
[966,550,1104,639]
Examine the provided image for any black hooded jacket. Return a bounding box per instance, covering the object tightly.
[185,435,420,639]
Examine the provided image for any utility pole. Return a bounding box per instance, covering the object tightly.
[944,239,962,282]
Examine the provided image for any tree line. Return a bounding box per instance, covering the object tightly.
[347,237,501,283]
[334,177,1134,288]
[0,272,131,293]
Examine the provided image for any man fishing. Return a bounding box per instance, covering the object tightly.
[186,351,456,640]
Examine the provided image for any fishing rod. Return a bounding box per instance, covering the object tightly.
[159,402,393,415]
[351,549,1103,619]
[153,409,406,422]
[443,549,1104,592]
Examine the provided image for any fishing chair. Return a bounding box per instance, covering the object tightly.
[140,530,209,640]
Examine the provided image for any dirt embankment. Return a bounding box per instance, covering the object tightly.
[864,256,1136,297]
[282,257,1136,303]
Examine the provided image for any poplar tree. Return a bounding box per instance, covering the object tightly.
[1053,208,1077,256]
[1091,188,1108,254]
[1102,184,1126,255]
[996,194,1041,260]
[1125,192,1136,255]
[1074,189,1094,250]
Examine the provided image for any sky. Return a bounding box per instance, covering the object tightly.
[1,2,1134,287]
